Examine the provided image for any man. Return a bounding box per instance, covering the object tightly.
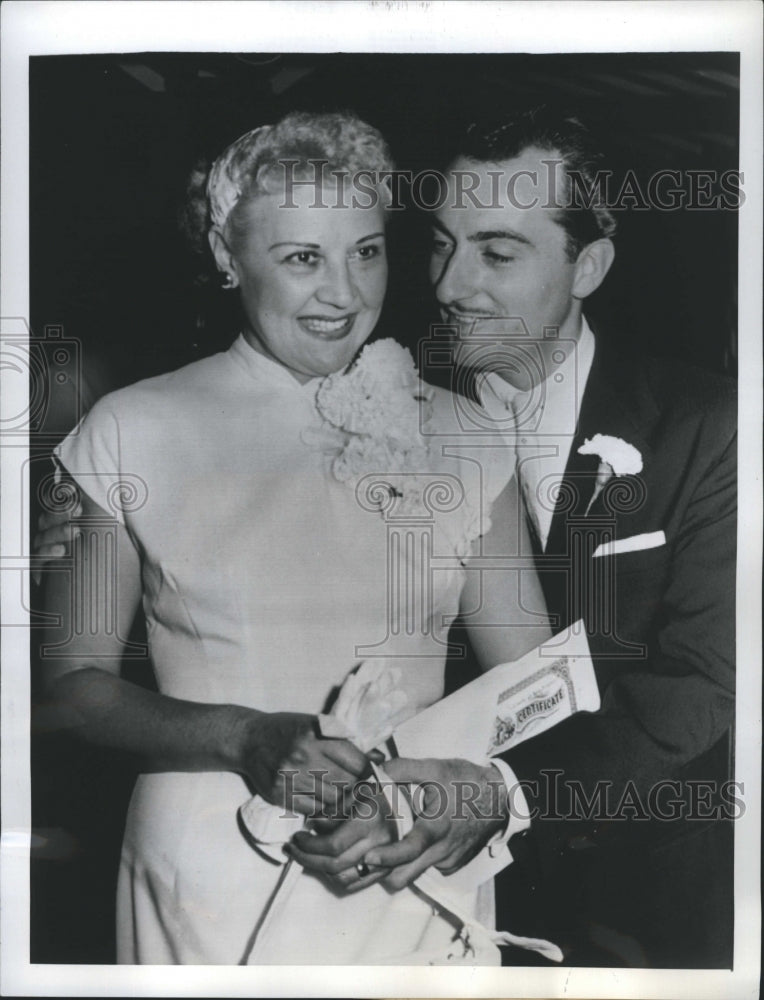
[289,107,737,967]
[35,108,736,967]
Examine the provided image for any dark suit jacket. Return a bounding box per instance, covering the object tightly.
[497,342,737,967]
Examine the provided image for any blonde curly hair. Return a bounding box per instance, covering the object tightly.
[206,110,395,245]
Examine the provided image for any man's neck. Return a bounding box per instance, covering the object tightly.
[479,316,595,412]
[491,316,586,393]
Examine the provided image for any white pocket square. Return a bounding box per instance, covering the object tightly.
[593,530,666,558]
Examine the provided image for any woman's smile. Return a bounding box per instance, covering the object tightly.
[298,313,357,338]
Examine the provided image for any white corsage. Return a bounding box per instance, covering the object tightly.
[307,338,487,556]
[577,433,643,514]
[317,659,411,752]
[313,339,435,515]
[238,660,409,862]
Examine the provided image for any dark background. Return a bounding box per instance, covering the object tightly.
[29,51,739,963]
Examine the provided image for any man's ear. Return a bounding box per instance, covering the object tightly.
[572,238,615,299]
[208,228,239,287]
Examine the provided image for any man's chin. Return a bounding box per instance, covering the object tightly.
[455,340,523,377]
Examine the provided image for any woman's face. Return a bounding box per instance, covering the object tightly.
[220,182,388,382]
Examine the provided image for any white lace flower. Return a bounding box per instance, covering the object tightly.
[315,339,435,513]
[317,339,429,443]
[577,434,643,476]
[312,339,487,561]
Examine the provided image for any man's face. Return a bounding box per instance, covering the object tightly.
[430,148,583,389]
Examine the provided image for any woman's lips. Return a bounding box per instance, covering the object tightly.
[298,314,356,339]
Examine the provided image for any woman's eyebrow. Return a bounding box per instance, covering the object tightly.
[267,232,385,251]
[268,241,321,250]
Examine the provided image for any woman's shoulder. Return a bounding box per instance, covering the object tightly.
[82,349,236,425]
[54,349,240,512]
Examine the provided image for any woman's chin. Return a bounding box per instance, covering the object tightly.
[310,339,372,376]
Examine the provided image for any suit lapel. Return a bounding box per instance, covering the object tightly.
[545,341,657,555]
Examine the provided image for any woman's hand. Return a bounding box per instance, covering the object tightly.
[286,785,397,892]
[237,711,370,819]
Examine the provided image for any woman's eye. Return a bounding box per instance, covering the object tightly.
[285,250,319,266]
[354,243,383,261]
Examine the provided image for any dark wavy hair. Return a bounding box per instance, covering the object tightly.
[455,105,617,260]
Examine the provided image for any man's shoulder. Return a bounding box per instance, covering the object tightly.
[642,357,737,460]
[640,355,736,416]
[593,347,737,443]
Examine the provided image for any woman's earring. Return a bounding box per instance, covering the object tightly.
[221,272,236,290]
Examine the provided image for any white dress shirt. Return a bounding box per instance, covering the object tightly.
[479,319,596,550]
[478,319,596,845]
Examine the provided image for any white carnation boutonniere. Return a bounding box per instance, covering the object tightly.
[577,433,643,514]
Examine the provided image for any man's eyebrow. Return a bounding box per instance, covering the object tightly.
[469,229,533,247]
[430,218,533,248]
[431,218,455,239]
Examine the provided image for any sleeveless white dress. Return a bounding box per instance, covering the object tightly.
[55,334,514,964]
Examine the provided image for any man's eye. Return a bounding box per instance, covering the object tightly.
[431,239,453,256]
[483,249,515,264]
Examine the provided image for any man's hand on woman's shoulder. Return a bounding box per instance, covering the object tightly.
[32,501,83,584]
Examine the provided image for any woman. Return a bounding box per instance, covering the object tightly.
[39,110,550,964]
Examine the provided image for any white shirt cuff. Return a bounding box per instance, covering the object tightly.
[425,759,529,890]
[488,758,532,858]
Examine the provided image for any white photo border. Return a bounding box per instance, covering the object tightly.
[2,2,761,997]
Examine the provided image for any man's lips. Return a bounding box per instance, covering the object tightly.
[441,307,499,324]
[298,314,356,339]
[440,308,529,336]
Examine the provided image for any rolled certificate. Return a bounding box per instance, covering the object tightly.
[392,621,600,765]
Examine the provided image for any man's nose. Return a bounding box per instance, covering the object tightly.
[431,247,477,304]
[317,260,356,309]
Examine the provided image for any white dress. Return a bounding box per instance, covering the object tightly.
[55,334,514,965]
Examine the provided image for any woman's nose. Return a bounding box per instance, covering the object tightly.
[316,260,356,309]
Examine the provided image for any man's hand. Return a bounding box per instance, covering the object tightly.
[32,503,83,584]
[286,785,396,892]
[237,711,370,819]
[364,757,509,889]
